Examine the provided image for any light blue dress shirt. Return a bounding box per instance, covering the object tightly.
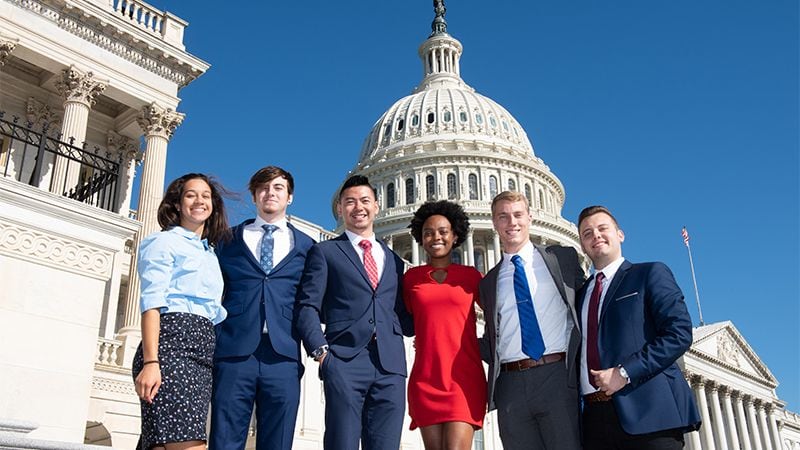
[138,226,226,325]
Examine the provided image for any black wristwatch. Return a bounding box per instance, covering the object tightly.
[311,344,329,361]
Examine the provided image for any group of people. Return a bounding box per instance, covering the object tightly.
[132,166,702,450]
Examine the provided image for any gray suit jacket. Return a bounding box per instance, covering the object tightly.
[478,243,586,411]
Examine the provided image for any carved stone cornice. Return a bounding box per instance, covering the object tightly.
[137,102,184,140]
[55,66,107,107]
[107,130,141,162]
[26,97,60,129]
[0,38,18,66]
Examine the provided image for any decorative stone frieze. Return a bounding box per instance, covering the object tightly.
[718,332,742,368]
[136,102,185,140]
[91,376,136,396]
[0,218,113,279]
[55,66,107,107]
[0,38,17,66]
[26,97,60,130]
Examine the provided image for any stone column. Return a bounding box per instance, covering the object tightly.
[119,103,184,346]
[493,230,501,262]
[50,66,106,194]
[693,377,716,450]
[466,230,475,266]
[734,393,752,450]
[721,387,741,450]
[411,233,420,266]
[746,397,764,450]
[685,375,703,450]
[708,382,730,450]
[0,37,17,66]
[756,402,771,450]
[107,130,141,216]
[766,404,782,450]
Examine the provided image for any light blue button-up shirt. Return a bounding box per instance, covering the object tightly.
[138,226,226,325]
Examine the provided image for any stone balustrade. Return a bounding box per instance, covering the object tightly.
[95,338,123,368]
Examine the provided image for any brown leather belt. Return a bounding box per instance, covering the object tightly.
[500,352,566,372]
[583,390,613,403]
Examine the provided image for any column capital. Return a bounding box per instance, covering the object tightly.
[26,97,60,130]
[0,37,18,66]
[719,385,734,398]
[137,102,185,140]
[55,65,107,107]
[704,379,721,392]
[742,394,756,407]
[107,130,142,163]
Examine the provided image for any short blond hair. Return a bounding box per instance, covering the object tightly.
[491,191,529,215]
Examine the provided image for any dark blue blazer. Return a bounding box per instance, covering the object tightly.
[294,234,414,376]
[577,260,701,435]
[214,220,314,362]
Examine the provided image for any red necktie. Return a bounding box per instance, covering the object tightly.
[358,240,379,289]
[586,272,605,388]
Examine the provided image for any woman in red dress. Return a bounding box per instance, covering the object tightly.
[404,200,487,450]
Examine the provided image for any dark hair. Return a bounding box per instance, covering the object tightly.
[409,200,470,248]
[577,205,620,230]
[157,173,231,246]
[338,174,377,200]
[248,166,294,196]
[491,190,529,215]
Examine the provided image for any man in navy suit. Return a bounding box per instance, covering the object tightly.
[577,205,701,449]
[210,166,314,450]
[295,175,414,450]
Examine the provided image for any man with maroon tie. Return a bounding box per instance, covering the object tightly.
[577,205,701,449]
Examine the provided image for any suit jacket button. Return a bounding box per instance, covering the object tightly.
[369,318,374,324]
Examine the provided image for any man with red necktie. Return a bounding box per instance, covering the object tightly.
[295,175,414,450]
[577,205,701,450]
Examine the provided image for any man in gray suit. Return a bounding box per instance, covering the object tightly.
[479,191,586,450]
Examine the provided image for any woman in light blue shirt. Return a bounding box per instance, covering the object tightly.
[132,173,231,450]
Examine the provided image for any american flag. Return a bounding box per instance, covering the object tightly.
[681,227,690,246]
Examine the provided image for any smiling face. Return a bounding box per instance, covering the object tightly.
[179,178,213,234]
[253,176,292,222]
[492,199,532,254]
[337,185,379,237]
[421,214,456,266]
[579,211,625,270]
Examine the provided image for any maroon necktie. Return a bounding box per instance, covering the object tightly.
[586,272,605,388]
[359,240,379,289]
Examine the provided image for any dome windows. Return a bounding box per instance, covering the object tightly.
[427,112,435,124]
[489,176,498,199]
[425,174,435,200]
[443,110,452,122]
[468,174,478,200]
[475,113,483,125]
[502,120,509,132]
[489,115,497,128]
[459,111,467,123]
[397,119,404,131]
[405,178,415,205]
[411,114,419,127]
[447,173,457,199]
[508,178,516,191]
[386,183,396,208]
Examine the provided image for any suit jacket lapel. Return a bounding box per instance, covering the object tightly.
[235,219,264,272]
[335,234,374,289]
[534,244,568,303]
[599,260,632,322]
[270,223,300,274]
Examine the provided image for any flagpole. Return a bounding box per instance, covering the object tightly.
[682,227,704,326]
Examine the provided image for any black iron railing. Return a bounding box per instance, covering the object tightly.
[0,111,122,212]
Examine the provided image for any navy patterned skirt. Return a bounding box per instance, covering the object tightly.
[132,312,215,450]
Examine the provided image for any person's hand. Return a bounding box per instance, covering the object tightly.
[590,368,627,396]
[135,363,162,404]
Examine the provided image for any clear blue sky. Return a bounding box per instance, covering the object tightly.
[144,1,799,409]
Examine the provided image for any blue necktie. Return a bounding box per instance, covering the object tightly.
[511,255,545,360]
[260,224,277,273]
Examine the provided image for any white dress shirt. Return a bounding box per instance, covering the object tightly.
[580,256,626,395]
[496,241,570,363]
[344,229,385,283]
[243,216,294,333]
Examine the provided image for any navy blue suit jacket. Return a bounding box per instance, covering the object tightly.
[577,260,701,435]
[294,234,414,376]
[214,220,314,362]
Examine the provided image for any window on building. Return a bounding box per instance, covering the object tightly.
[386,182,395,208]
[502,120,509,131]
[459,111,468,122]
[475,113,483,124]
[411,114,419,127]
[508,178,516,191]
[489,115,497,128]
[538,190,544,210]
[524,183,532,206]
[397,119,404,131]
[489,175,498,199]
[427,112,435,124]
[425,174,435,201]
[447,173,457,199]
[443,111,452,122]
[405,178,415,205]
[468,173,478,200]
[474,250,485,274]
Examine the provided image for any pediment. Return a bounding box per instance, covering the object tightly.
[690,321,776,385]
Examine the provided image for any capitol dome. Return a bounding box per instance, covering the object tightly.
[343,3,582,271]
